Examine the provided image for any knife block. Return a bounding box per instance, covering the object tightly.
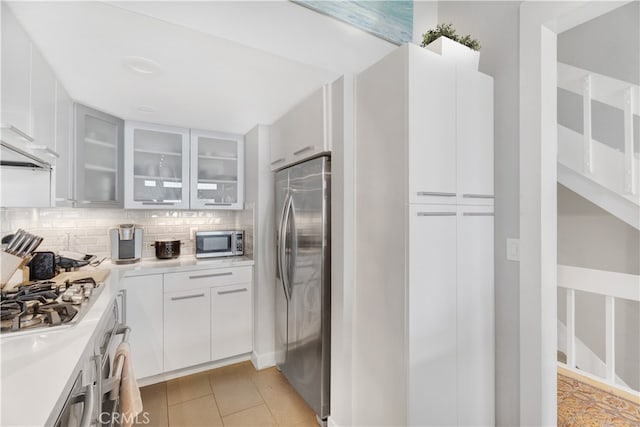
[1,251,29,287]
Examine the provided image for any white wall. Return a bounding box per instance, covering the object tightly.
[244,125,276,368]
[436,2,522,425]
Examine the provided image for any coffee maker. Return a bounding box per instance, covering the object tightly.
[110,224,143,264]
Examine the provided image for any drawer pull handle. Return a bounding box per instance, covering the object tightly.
[171,293,205,301]
[417,192,456,197]
[142,201,177,205]
[462,194,494,199]
[293,145,315,156]
[204,203,232,206]
[417,212,456,217]
[271,158,285,165]
[189,272,233,279]
[463,212,494,217]
[218,288,248,295]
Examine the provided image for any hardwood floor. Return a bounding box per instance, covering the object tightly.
[558,367,640,427]
[135,362,317,427]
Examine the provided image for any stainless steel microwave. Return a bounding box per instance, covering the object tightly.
[195,230,244,258]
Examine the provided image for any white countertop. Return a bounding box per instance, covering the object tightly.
[0,255,253,426]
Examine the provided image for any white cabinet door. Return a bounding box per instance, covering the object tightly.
[190,129,244,210]
[54,82,74,206]
[408,204,457,426]
[1,4,31,135]
[210,283,252,361]
[408,47,457,205]
[30,47,57,153]
[457,67,494,203]
[163,288,210,371]
[270,85,329,170]
[457,205,494,426]
[75,104,124,208]
[124,274,164,379]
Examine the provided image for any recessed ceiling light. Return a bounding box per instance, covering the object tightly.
[122,56,162,76]
[137,105,156,114]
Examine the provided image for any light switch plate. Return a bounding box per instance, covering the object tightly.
[507,238,520,261]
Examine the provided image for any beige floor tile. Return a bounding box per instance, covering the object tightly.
[208,361,255,379]
[222,404,277,426]
[209,373,264,416]
[167,372,213,406]
[260,386,315,426]
[138,383,169,426]
[250,367,295,396]
[167,395,223,427]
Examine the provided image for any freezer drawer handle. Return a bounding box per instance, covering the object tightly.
[417,191,456,197]
[293,145,315,156]
[271,158,285,165]
[417,212,456,216]
[217,288,248,295]
[462,193,494,199]
[171,293,206,301]
[205,203,232,206]
[189,272,232,279]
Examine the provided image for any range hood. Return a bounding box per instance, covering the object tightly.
[0,124,56,170]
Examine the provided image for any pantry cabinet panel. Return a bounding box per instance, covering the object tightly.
[124,274,164,379]
[457,67,494,202]
[75,104,124,208]
[164,288,211,371]
[408,205,457,426]
[1,5,31,135]
[124,121,190,209]
[190,129,244,210]
[211,283,252,361]
[408,51,457,204]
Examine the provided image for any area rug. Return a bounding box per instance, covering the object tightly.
[558,367,640,426]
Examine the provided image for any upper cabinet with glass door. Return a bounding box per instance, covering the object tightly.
[75,104,124,208]
[190,129,244,210]
[124,121,190,209]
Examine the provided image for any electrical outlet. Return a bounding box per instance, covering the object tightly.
[506,238,520,262]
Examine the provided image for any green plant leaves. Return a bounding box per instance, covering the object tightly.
[421,23,481,51]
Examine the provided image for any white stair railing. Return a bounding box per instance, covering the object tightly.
[557,264,640,393]
[557,62,640,200]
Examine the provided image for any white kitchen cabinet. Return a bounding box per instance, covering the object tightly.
[124,274,164,379]
[124,121,190,209]
[30,47,57,154]
[75,104,124,208]
[1,4,31,136]
[457,67,494,204]
[164,288,211,371]
[354,44,494,426]
[211,283,252,361]
[269,84,331,171]
[54,82,74,206]
[190,129,244,210]
[456,205,494,426]
[408,205,458,426]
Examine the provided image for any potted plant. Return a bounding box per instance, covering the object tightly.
[421,23,481,70]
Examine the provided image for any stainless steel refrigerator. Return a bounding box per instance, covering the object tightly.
[275,155,331,420]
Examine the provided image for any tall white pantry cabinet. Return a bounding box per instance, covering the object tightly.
[353,44,494,426]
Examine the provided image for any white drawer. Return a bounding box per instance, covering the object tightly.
[164,266,252,293]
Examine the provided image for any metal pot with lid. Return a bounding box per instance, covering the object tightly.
[151,240,183,259]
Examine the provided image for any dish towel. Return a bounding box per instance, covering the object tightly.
[114,341,143,427]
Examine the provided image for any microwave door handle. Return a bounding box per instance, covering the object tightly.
[231,233,237,256]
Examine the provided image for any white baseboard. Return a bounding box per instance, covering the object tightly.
[251,350,277,370]
[137,354,251,387]
[327,416,340,427]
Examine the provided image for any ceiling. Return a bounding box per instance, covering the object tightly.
[7,1,395,135]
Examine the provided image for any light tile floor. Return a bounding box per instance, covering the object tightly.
[135,361,318,427]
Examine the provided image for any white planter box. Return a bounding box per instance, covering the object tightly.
[424,36,480,70]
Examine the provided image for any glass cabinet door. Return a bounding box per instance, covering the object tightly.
[75,104,124,207]
[124,122,189,209]
[190,130,244,210]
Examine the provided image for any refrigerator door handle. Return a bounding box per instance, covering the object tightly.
[288,198,297,299]
[279,193,293,300]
